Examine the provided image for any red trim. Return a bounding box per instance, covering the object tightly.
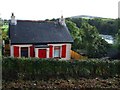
[49,45,53,58]
[14,46,19,57]
[30,46,34,57]
[61,45,66,58]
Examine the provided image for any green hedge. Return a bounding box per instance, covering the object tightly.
[2,57,120,81]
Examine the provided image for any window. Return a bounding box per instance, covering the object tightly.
[21,47,28,57]
[54,46,60,58]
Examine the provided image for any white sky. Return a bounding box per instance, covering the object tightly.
[0,0,119,20]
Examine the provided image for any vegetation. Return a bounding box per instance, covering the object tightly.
[3,58,120,81]
[68,18,118,36]
[1,20,9,43]
[66,18,111,58]
[113,19,120,59]
[116,29,120,49]
[0,18,3,57]
[116,18,120,49]
[2,57,120,89]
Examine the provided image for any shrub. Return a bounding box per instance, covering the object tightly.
[2,57,120,81]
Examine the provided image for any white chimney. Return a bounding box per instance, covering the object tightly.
[59,15,66,26]
[11,13,17,25]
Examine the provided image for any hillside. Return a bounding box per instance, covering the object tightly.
[66,17,118,36]
[70,15,102,19]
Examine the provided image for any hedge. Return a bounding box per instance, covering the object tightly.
[2,57,120,81]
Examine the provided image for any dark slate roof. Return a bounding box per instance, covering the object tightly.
[9,20,73,44]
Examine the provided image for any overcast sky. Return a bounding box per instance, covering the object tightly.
[0,0,119,20]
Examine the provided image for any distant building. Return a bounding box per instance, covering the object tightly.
[9,13,73,60]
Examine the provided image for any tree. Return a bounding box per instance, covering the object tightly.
[80,22,110,58]
[0,18,3,26]
[1,20,9,44]
[66,20,83,50]
[88,18,118,36]
[116,29,120,49]
[66,18,110,58]
[2,24,9,41]
[116,19,120,50]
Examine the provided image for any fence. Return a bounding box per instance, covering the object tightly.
[71,50,87,60]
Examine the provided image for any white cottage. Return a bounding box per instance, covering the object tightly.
[9,13,73,60]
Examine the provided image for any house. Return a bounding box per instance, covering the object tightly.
[9,13,73,60]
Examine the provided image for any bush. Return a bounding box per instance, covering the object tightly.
[2,57,120,81]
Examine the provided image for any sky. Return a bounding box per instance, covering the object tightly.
[0,0,119,20]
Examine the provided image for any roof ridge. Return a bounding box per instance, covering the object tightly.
[17,20,56,23]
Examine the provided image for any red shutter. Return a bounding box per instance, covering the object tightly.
[30,46,34,57]
[49,45,53,58]
[61,45,66,58]
[14,46,19,57]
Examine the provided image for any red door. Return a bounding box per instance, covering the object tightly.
[14,46,19,57]
[38,49,46,58]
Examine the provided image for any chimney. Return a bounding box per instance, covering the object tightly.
[11,13,17,25]
[59,15,66,26]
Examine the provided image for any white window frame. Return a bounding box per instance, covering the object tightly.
[11,45,32,58]
[54,46,61,58]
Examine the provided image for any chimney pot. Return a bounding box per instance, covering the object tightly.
[11,13,17,25]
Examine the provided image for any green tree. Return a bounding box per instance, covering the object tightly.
[1,20,9,44]
[66,20,83,50]
[0,18,3,26]
[116,18,120,50]
[80,22,110,58]
[116,29,120,49]
[2,24,9,41]
[88,18,118,36]
[66,18,110,58]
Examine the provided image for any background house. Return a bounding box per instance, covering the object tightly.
[9,13,73,60]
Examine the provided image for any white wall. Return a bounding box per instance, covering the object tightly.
[65,44,72,60]
[10,45,14,57]
[10,43,72,60]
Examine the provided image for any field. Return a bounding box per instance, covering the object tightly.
[2,77,120,89]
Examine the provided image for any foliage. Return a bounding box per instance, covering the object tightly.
[2,22,9,41]
[116,19,120,49]
[70,18,118,36]
[65,20,83,50]
[1,19,9,45]
[2,57,120,81]
[66,19,110,58]
[112,19,120,59]
[116,29,120,49]
[0,18,3,26]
